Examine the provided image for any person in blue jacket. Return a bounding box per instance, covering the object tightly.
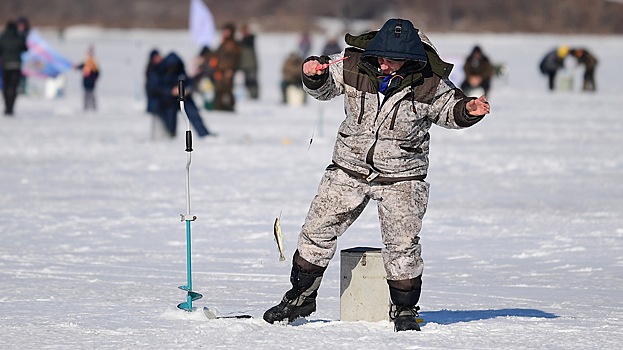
[145,49,163,115]
[539,46,569,91]
[156,52,213,138]
[145,49,171,139]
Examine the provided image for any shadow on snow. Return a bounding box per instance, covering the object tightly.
[419,308,558,325]
[285,308,558,327]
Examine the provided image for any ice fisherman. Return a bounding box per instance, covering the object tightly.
[212,23,241,111]
[539,46,569,91]
[570,47,598,92]
[263,18,491,331]
[461,45,494,96]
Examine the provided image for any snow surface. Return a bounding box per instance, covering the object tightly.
[1,28,622,349]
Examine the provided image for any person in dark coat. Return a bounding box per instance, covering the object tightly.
[193,46,217,110]
[280,52,305,104]
[213,23,241,111]
[570,48,598,92]
[156,52,212,138]
[460,45,494,96]
[539,46,569,91]
[0,21,28,116]
[145,49,168,139]
[145,49,163,115]
[239,24,259,99]
[15,17,30,39]
[321,37,341,56]
[16,16,30,95]
[75,46,100,111]
[298,30,311,58]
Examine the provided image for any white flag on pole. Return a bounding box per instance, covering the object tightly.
[189,0,216,47]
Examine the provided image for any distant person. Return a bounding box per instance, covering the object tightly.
[321,37,341,56]
[280,52,305,105]
[0,21,28,116]
[145,49,163,116]
[15,16,30,38]
[570,48,597,92]
[75,46,100,111]
[539,46,569,91]
[145,49,168,139]
[298,31,311,58]
[194,46,217,110]
[239,24,259,99]
[16,16,30,95]
[460,45,494,96]
[156,52,213,138]
[213,23,241,111]
[195,46,216,82]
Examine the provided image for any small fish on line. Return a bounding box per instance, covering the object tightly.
[273,217,286,261]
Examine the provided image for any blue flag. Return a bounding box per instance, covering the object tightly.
[21,29,73,78]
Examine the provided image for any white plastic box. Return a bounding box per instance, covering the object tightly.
[340,247,390,322]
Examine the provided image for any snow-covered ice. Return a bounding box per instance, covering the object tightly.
[1,28,622,349]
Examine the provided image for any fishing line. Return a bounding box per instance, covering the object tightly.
[308,102,323,151]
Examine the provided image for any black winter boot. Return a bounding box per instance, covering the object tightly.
[388,282,422,332]
[263,252,325,324]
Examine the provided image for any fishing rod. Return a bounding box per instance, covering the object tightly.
[315,56,349,71]
[306,57,347,148]
[176,79,202,311]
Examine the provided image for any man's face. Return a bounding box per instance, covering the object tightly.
[378,57,405,74]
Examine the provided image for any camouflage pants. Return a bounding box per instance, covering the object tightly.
[297,167,429,281]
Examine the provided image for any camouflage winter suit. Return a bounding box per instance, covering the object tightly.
[298,30,485,286]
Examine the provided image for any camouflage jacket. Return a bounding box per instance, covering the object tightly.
[303,28,484,182]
